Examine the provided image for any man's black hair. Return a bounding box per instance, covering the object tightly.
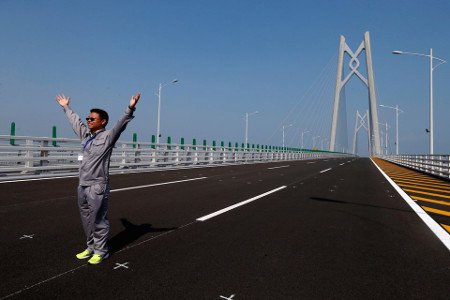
[90,108,109,126]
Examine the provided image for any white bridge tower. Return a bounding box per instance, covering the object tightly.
[329,32,381,155]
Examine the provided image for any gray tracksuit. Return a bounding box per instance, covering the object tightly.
[63,106,135,255]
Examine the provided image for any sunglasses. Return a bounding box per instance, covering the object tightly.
[86,117,98,122]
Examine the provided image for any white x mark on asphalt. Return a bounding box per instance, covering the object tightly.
[220,294,235,300]
[20,234,34,239]
[114,262,130,270]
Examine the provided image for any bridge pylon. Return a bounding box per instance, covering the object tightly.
[329,31,381,155]
[352,110,371,155]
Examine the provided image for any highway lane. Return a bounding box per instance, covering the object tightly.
[1,157,449,299]
[0,158,348,297]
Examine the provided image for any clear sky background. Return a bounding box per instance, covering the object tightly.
[1,0,449,155]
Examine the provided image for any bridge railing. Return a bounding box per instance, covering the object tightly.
[0,135,351,180]
[379,154,450,180]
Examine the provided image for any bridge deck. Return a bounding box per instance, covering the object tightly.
[1,158,449,299]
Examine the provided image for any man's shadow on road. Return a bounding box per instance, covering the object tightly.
[108,218,177,254]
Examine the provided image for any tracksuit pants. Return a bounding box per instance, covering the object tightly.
[77,183,110,256]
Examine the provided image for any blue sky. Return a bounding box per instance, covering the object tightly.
[1,0,449,155]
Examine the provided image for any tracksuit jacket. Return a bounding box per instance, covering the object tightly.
[63,106,135,186]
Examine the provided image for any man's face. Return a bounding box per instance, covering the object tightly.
[86,112,106,132]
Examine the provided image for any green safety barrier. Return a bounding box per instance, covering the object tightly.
[180,137,185,150]
[52,126,57,147]
[10,122,15,145]
[151,135,156,149]
[133,133,137,149]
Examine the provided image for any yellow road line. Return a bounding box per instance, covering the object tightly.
[380,167,415,171]
[421,206,450,217]
[390,176,435,181]
[403,188,450,200]
[394,180,450,190]
[397,183,450,194]
[386,171,440,177]
[442,224,450,233]
[392,179,447,187]
[386,171,429,176]
[411,196,450,207]
[389,172,440,178]
[389,175,444,183]
[392,176,447,183]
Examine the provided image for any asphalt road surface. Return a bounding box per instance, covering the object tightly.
[0,158,449,299]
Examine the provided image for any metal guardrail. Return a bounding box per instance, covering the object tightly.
[379,154,450,180]
[0,135,352,181]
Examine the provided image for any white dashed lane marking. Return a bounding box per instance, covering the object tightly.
[110,177,207,193]
[267,165,289,170]
[320,168,332,174]
[197,186,287,222]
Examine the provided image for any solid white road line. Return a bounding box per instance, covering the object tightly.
[339,163,345,166]
[110,177,207,193]
[371,158,450,251]
[0,175,78,184]
[320,168,332,173]
[267,165,290,170]
[196,185,287,222]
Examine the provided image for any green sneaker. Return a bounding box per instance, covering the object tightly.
[88,253,109,265]
[76,249,92,260]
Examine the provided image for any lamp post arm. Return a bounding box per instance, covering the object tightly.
[379,104,404,114]
[394,50,447,68]
[379,104,395,110]
[394,50,429,58]
[433,59,447,71]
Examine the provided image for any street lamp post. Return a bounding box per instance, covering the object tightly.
[377,122,390,155]
[393,49,446,154]
[312,136,320,149]
[384,122,389,155]
[301,130,310,149]
[282,124,293,148]
[379,104,403,155]
[244,111,258,147]
[156,79,178,144]
[321,138,327,150]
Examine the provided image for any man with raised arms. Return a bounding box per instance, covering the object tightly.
[56,92,141,264]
